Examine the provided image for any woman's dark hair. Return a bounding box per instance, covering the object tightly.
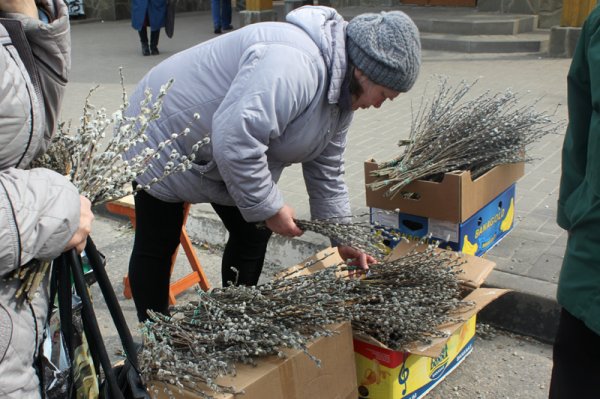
[348,63,363,98]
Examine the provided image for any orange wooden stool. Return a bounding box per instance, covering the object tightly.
[106,195,210,304]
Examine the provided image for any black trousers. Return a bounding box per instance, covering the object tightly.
[128,190,272,321]
[549,308,600,398]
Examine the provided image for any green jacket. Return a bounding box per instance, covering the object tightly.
[556,6,600,335]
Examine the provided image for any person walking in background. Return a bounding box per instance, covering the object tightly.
[123,6,421,322]
[211,0,232,34]
[550,5,600,398]
[0,0,94,396]
[131,0,166,55]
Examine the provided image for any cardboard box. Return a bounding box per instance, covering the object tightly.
[149,321,357,399]
[354,315,476,399]
[371,184,516,256]
[364,159,524,223]
[286,245,506,399]
[353,243,505,398]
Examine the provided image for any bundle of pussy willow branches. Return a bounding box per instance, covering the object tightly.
[368,77,562,197]
[14,69,209,301]
[31,69,208,205]
[141,244,468,398]
[294,216,394,261]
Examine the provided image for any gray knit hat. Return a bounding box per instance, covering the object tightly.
[346,11,421,93]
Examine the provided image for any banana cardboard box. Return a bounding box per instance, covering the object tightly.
[364,159,524,224]
[283,244,507,399]
[370,184,516,256]
[354,242,507,399]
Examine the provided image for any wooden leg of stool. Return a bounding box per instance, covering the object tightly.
[168,291,177,306]
[123,275,132,299]
[180,227,210,291]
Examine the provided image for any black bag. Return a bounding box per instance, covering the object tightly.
[51,238,150,399]
[165,0,176,38]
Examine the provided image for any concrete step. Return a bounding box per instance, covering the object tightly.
[336,5,549,54]
[420,30,550,53]
[412,13,538,35]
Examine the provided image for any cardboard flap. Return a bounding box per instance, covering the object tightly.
[386,240,496,288]
[365,158,465,187]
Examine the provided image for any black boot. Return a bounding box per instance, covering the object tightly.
[138,28,150,56]
[150,30,160,55]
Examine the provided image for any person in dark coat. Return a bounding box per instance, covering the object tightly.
[131,0,166,55]
[550,5,600,398]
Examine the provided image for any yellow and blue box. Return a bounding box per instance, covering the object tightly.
[370,184,516,256]
[354,316,476,399]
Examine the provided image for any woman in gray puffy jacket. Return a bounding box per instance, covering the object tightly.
[125,6,421,322]
[0,0,94,397]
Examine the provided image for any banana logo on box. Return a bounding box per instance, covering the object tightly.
[500,198,514,232]
[461,235,478,255]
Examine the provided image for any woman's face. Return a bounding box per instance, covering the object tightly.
[350,68,400,111]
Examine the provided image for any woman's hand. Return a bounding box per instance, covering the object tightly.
[265,205,303,237]
[64,196,94,254]
[338,245,377,273]
[0,0,39,18]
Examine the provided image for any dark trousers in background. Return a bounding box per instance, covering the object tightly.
[128,190,272,322]
[549,308,600,398]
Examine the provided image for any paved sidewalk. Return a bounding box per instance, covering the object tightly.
[67,8,571,342]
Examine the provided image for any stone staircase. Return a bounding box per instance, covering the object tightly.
[413,8,549,53]
[337,5,550,54]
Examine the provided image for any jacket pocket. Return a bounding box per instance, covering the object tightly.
[190,159,222,180]
[0,304,13,363]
